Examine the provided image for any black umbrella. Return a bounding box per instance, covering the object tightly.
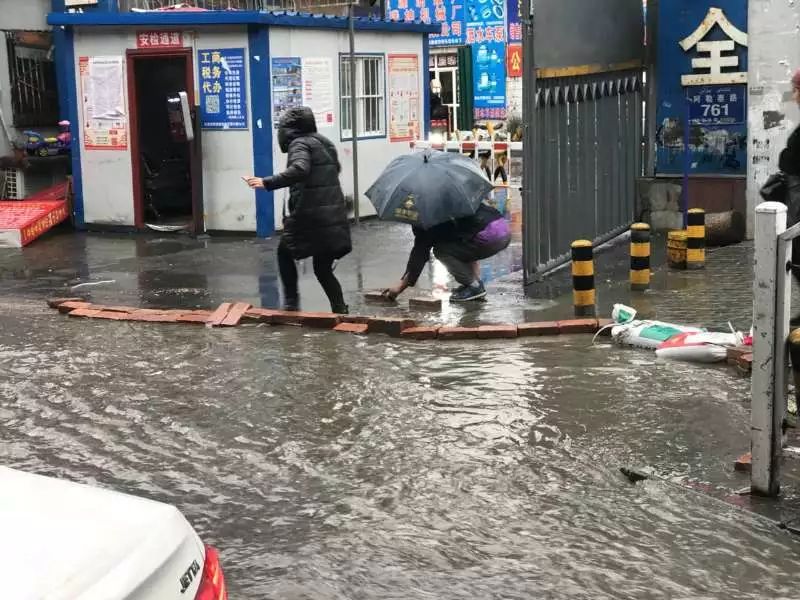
[365,149,494,229]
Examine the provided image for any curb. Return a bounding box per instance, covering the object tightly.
[46,298,614,342]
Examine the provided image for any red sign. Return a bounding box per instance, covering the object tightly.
[506,43,523,78]
[136,31,183,49]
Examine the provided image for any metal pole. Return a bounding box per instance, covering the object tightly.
[349,2,361,225]
[521,0,535,284]
[751,201,790,497]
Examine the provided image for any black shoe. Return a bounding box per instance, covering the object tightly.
[284,298,300,312]
[450,281,487,302]
[332,304,349,315]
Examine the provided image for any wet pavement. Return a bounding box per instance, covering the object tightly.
[3,225,800,598]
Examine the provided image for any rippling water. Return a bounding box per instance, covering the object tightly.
[2,302,800,599]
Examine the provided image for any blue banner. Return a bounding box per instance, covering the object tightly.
[467,0,506,119]
[386,0,465,47]
[506,0,522,43]
[198,48,248,130]
[655,0,747,175]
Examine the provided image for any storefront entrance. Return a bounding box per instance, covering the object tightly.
[127,49,201,233]
[429,53,460,133]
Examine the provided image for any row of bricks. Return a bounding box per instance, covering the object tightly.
[48,298,612,340]
[726,346,753,375]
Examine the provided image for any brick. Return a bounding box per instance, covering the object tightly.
[48,297,84,309]
[176,313,211,325]
[243,308,282,323]
[91,305,139,314]
[409,296,443,310]
[478,325,518,339]
[92,311,130,321]
[341,315,372,325]
[736,353,753,375]
[207,303,232,327]
[57,301,92,314]
[367,317,416,337]
[437,326,480,340]
[333,322,369,335]
[269,311,305,325]
[401,326,440,340]
[517,321,561,337]
[67,308,104,318]
[734,452,752,473]
[220,302,252,327]
[596,318,614,336]
[364,291,397,304]
[557,319,600,335]
[129,312,180,323]
[298,312,342,329]
[727,346,751,365]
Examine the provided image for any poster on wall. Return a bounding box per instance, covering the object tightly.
[385,0,465,47]
[655,0,747,175]
[271,57,303,128]
[198,48,248,130]
[302,57,335,128]
[388,54,420,142]
[79,56,128,151]
[466,0,506,120]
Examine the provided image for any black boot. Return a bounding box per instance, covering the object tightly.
[331,304,349,315]
[284,296,300,312]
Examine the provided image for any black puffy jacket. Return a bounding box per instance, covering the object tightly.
[263,107,352,260]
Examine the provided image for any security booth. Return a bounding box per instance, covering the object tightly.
[48,2,436,236]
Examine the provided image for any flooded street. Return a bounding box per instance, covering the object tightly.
[3,294,800,598]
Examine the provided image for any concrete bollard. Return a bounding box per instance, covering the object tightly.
[630,223,651,291]
[687,208,706,269]
[571,240,596,317]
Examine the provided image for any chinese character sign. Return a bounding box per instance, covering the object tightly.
[467,0,506,119]
[388,54,421,142]
[385,0,465,46]
[198,48,248,130]
[506,0,522,42]
[136,31,183,49]
[656,0,747,176]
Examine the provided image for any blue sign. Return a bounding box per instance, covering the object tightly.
[467,0,506,119]
[687,85,746,126]
[386,0,465,47]
[506,0,522,43]
[655,0,747,175]
[198,48,248,130]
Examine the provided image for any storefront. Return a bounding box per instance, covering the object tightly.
[48,3,435,235]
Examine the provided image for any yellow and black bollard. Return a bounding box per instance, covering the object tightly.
[630,223,651,291]
[687,208,706,270]
[571,240,596,317]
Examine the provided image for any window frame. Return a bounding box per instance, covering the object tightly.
[339,52,387,142]
[5,31,58,128]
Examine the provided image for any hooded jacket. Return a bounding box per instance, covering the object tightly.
[262,106,352,260]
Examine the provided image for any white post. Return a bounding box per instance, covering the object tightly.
[752,201,790,496]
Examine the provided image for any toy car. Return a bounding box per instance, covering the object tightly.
[24,120,72,157]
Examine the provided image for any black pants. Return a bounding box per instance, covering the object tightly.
[277,239,345,310]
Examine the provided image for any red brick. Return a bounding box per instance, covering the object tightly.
[364,291,397,304]
[517,321,561,337]
[557,319,600,335]
[596,318,614,336]
[438,326,480,340]
[67,308,104,318]
[409,296,443,310]
[734,452,752,473]
[269,311,305,325]
[341,315,372,325]
[91,305,139,314]
[243,308,282,323]
[93,310,131,321]
[727,346,751,365]
[207,303,232,327]
[367,317,416,337]
[220,302,252,327]
[57,301,92,314]
[401,326,440,340]
[736,353,753,375]
[176,313,211,324]
[478,325,518,339]
[298,312,342,329]
[48,297,84,309]
[333,322,369,335]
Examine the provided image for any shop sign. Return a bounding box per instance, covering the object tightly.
[506,43,522,78]
[137,31,183,49]
[386,0,466,47]
[468,0,507,119]
[198,48,248,130]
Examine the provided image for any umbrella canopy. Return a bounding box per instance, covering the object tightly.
[365,150,494,229]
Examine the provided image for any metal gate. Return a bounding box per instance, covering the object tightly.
[521,0,645,281]
[524,70,642,277]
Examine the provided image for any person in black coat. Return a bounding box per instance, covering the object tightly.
[245,106,352,313]
[780,69,800,288]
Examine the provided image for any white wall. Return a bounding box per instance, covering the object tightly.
[747,0,800,239]
[268,28,426,229]
[73,26,256,230]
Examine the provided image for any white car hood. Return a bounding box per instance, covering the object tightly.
[0,467,205,600]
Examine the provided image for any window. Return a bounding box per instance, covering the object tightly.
[340,55,385,139]
[5,31,58,128]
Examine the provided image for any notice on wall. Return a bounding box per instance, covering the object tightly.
[79,56,128,151]
[301,57,335,128]
[271,57,303,128]
[388,54,420,142]
[198,48,248,130]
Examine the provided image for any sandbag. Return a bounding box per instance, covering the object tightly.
[705,210,745,247]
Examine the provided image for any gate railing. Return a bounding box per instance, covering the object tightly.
[524,70,643,280]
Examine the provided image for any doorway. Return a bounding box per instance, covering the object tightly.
[429,53,460,133]
[127,50,199,232]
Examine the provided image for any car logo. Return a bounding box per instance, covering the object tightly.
[179,560,201,594]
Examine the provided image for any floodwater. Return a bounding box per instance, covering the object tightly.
[3,299,800,599]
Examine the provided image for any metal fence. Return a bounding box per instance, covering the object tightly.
[4,31,58,128]
[119,0,351,11]
[524,70,643,279]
